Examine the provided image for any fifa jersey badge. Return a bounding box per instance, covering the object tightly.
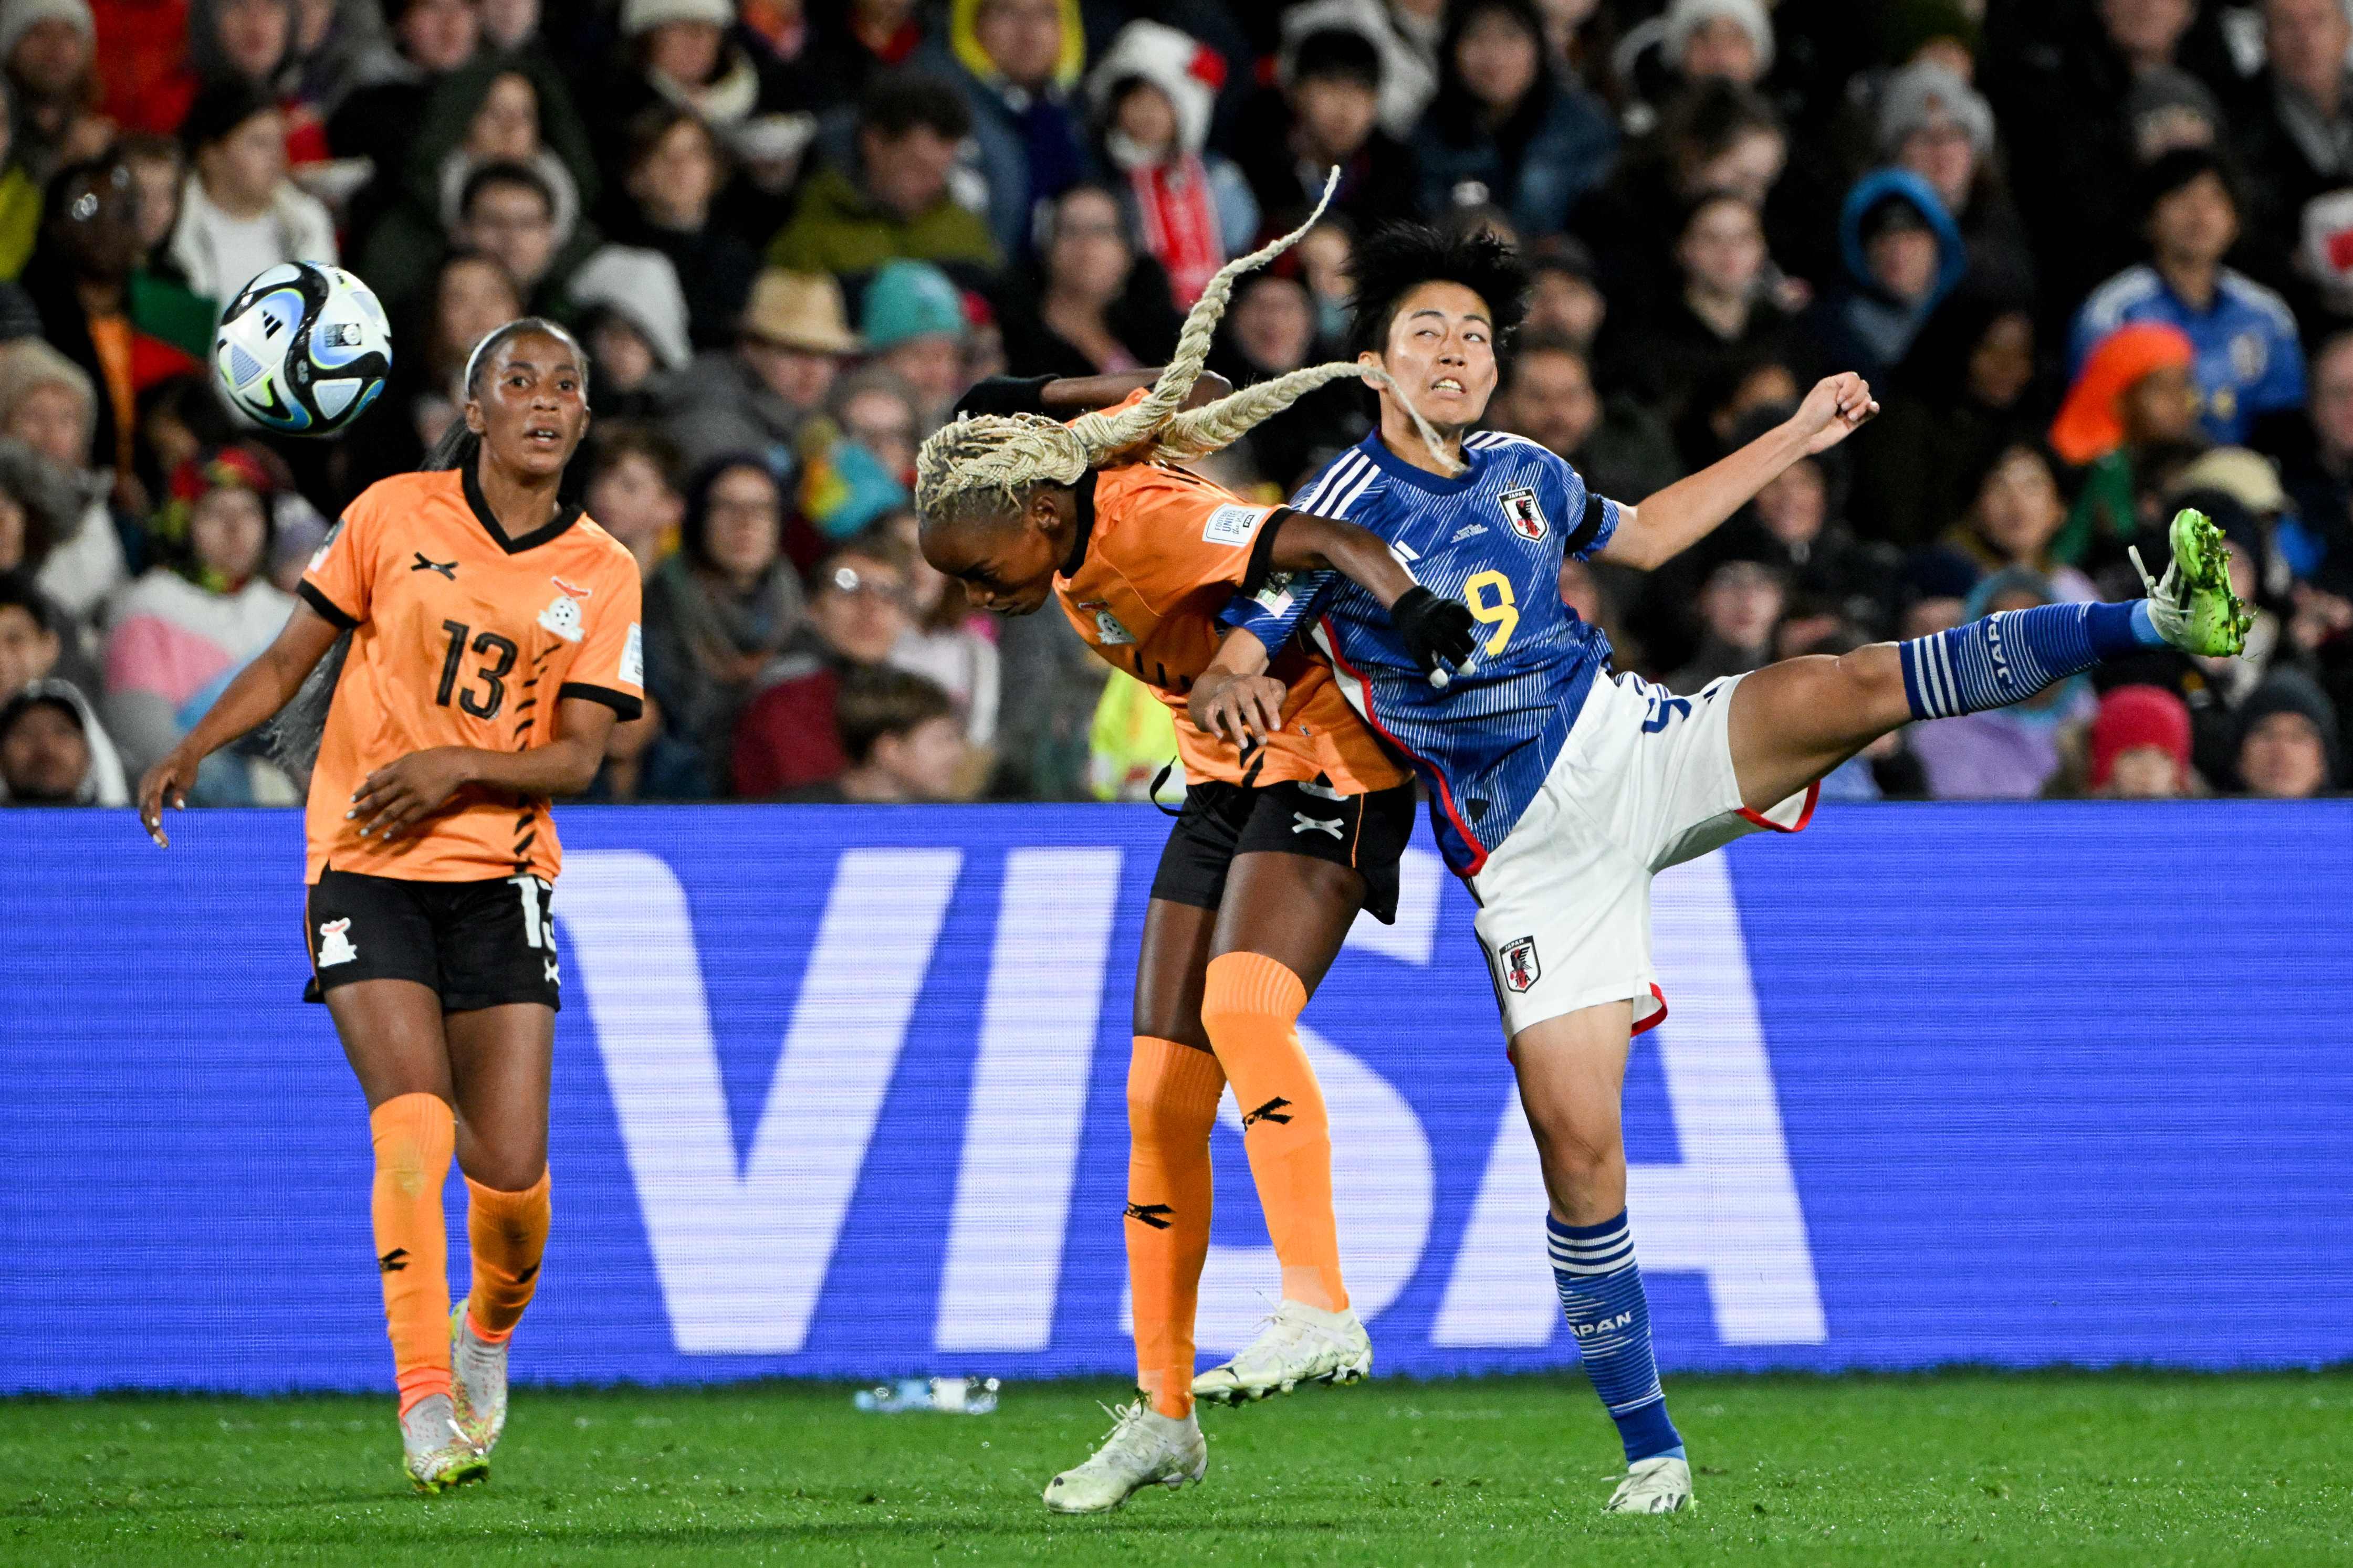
[1498,487,1547,542]
[1500,934,1540,993]
[317,918,358,967]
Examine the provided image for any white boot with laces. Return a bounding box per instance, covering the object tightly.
[1041,1401,1207,1514]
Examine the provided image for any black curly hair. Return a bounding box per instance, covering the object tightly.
[1344,222,1531,360]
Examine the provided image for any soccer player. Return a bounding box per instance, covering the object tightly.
[916,197,1479,1513]
[135,320,643,1493]
[1200,225,2250,1513]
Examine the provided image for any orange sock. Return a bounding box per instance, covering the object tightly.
[1200,952,1348,1312]
[369,1093,453,1414]
[1126,1036,1225,1419]
[465,1171,551,1342]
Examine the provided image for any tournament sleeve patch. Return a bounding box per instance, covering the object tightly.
[619,623,644,689]
[1202,502,1271,548]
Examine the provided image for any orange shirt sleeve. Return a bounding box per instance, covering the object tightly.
[1103,466,1286,613]
[556,550,645,719]
[296,490,382,630]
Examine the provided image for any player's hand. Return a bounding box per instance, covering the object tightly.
[349,747,475,841]
[1190,670,1289,750]
[1790,373,1879,455]
[1390,586,1478,686]
[136,744,203,848]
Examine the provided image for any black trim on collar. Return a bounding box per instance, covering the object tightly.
[297,581,358,630]
[1062,470,1100,578]
[463,461,581,555]
[557,681,644,720]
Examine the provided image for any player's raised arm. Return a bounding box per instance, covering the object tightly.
[135,598,344,846]
[1596,373,1879,571]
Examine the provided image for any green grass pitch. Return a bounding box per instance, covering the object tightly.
[4,1372,2347,1565]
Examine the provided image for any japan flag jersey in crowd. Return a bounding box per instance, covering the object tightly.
[1222,429,1624,876]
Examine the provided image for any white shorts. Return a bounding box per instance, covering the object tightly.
[1467,669,1816,1041]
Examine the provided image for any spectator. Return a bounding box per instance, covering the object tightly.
[1852,293,2040,550]
[0,677,123,803]
[1275,1,1438,144]
[1797,167,1965,382]
[2241,0,2353,277]
[827,365,919,489]
[89,0,196,139]
[1238,23,1422,238]
[1086,20,1256,310]
[642,454,808,798]
[0,413,102,643]
[1943,438,2100,602]
[0,567,72,690]
[664,267,859,473]
[731,530,911,797]
[2088,682,2194,797]
[926,0,1090,265]
[101,445,294,794]
[1522,237,1606,351]
[2233,667,2340,796]
[1908,566,2097,798]
[2069,151,2304,449]
[609,104,758,352]
[342,247,519,488]
[999,183,1181,377]
[2051,321,2202,566]
[191,0,333,167]
[1660,0,1772,90]
[5,0,104,186]
[1608,191,1790,422]
[609,0,810,176]
[567,245,693,414]
[279,0,385,125]
[582,420,684,577]
[768,71,996,279]
[119,130,182,269]
[1666,556,1783,693]
[804,0,930,111]
[168,80,337,303]
[441,159,614,322]
[1205,270,1367,492]
[0,76,40,278]
[1415,0,1615,241]
[1492,331,1679,506]
[328,0,479,245]
[777,663,965,802]
[858,259,968,434]
[22,155,202,493]
[1875,60,2034,306]
[1718,404,1904,636]
[2279,328,2353,588]
[883,507,998,760]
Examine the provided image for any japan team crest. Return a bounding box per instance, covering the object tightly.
[1498,486,1547,542]
[1499,935,1540,993]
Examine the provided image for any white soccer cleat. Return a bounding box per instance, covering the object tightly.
[1190,1300,1373,1405]
[1603,1454,1695,1513]
[400,1392,487,1494]
[1042,1401,1207,1514]
[449,1301,509,1455]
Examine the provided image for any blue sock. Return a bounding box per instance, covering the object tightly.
[1899,601,2160,722]
[1548,1212,1682,1464]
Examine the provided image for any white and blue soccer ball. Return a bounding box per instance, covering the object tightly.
[213,261,393,436]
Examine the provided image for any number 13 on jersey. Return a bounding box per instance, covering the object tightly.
[1464,570,1519,656]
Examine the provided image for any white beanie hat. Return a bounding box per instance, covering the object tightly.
[1877,60,1993,161]
[0,0,93,62]
[1086,19,1226,158]
[1663,0,1774,76]
[568,246,694,372]
[621,0,733,37]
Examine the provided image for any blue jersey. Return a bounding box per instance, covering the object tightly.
[2068,264,2305,445]
[1223,429,1623,876]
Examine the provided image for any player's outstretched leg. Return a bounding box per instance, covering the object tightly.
[1190,950,1372,1405]
[1727,508,2251,812]
[1514,1003,1694,1514]
[452,1171,548,1455]
[370,1091,486,1493]
[1043,1400,1210,1514]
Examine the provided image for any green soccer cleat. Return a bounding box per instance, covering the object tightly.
[2131,507,2254,658]
[400,1393,488,1495]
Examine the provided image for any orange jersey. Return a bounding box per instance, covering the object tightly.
[298,468,644,885]
[1055,460,1405,794]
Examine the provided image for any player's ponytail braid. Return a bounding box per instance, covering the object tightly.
[270,317,592,785]
[916,172,1354,526]
[1148,361,1462,475]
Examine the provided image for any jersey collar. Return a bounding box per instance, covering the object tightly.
[1357,428,1486,493]
[1060,470,1099,577]
[463,462,582,554]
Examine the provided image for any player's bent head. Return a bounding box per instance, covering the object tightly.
[913,414,1085,616]
[1347,222,1529,427]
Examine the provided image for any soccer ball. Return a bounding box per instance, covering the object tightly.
[213,262,393,436]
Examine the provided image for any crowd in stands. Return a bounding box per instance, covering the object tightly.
[1,0,2348,811]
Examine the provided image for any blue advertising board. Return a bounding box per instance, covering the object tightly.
[2,803,2349,1395]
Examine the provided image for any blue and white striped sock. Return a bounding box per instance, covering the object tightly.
[1899,601,2159,721]
[1549,1211,1682,1464]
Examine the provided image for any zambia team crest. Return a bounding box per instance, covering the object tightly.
[1498,486,1547,542]
[1499,935,1540,993]
[317,918,358,967]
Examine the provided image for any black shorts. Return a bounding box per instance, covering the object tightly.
[1151,777,1418,924]
[304,867,561,1013]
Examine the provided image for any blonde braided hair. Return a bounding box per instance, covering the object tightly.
[915,172,1469,529]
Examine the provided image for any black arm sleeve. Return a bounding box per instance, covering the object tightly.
[1241,507,1299,595]
[951,374,1058,420]
[1563,494,1611,557]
